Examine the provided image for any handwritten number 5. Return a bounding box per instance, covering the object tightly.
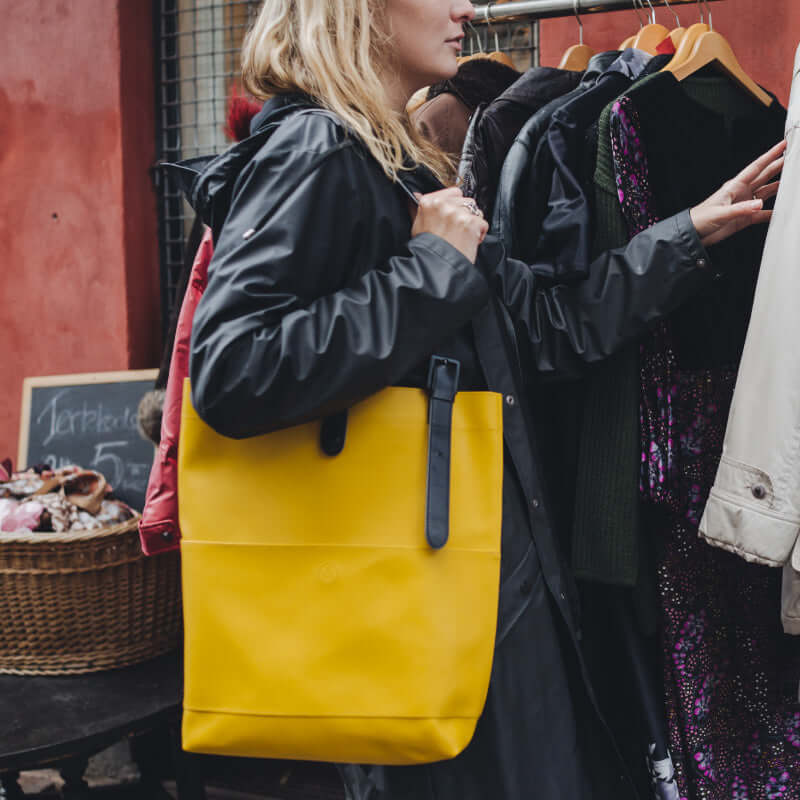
[91,441,127,489]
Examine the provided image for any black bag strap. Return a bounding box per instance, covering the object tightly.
[425,356,461,549]
[319,354,460,551]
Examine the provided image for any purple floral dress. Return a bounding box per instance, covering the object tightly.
[610,96,800,800]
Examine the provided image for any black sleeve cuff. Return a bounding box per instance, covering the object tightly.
[673,208,712,272]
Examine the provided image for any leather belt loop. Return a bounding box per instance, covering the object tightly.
[425,356,461,549]
[320,410,348,456]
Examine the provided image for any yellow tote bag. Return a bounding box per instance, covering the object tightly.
[178,358,503,765]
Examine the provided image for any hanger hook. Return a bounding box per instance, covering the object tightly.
[631,0,646,29]
[573,0,584,46]
[642,0,656,24]
[466,19,484,54]
[662,0,681,27]
[703,0,713,30]
[485,2,501,52]
[696,0,704,23]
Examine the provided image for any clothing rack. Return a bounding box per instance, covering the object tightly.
[473,0,721,23]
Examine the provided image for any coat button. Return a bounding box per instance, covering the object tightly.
[696,257,708,269]
[752,484,767,500]
[161,531,172,541]
[505,394,516,406]
[531,498,540,509]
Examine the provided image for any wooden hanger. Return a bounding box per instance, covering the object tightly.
[665,0,771,105]
[456,52,484,65]
[666,27,686,48]
[661,0,685,48]
[669,29,772,105]
[488,50,516,69]
[559,0,595,71]
[456,51,515,68]
[632,23,671,54]
[559,44,595,71]
[406,87,430,115]
[631,0,669,55]
[663,21,709,70]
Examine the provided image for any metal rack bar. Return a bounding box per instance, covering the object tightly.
[474,0,721,22]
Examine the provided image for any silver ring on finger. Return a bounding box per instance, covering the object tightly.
[462,198,482,217]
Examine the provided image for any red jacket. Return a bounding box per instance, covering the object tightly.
[139,228,212,555]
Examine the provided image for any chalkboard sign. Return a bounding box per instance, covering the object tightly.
[17,370,158,511]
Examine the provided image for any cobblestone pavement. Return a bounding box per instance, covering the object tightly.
[14,741,344,799]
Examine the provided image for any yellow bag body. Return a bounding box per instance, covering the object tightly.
[178,380,503,764]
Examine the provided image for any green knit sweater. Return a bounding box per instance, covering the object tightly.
[570,70,785,588]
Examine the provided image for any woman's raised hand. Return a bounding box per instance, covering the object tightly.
[690,139,786,248]
[412,187,489,264]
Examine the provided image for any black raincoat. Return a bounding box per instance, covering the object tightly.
[179,93,713,800]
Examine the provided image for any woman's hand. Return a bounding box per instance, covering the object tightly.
[411,187,489,264]
[690,139,786,248]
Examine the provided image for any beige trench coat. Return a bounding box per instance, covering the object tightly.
[699,44,800,634]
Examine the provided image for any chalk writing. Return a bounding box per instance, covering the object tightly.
[23,374,157,510]
[36,391,139,447]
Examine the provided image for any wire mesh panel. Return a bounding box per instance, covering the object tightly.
[154,1,538,330]
[464,18,540,71]
[155,0,262,334]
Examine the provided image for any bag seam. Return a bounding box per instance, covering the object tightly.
[183,708,481,719]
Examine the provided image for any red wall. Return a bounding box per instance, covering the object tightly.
[0,0,159,459]
[540,0,800,106]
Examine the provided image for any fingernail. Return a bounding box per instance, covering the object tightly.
[750,199,763,209]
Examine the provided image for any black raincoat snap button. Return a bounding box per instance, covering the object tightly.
[505,394,516,407]
[752,484,767,500]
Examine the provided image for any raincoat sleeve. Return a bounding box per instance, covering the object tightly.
[489,208,712,374]
[189,137,489,439]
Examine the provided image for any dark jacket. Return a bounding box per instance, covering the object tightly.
[459,65,582,218]
[490,50,621,262]
[487,52,672,560]
[183,93,713,799]
[492,50,655,278]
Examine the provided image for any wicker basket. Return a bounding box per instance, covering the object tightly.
[0,515,181,675]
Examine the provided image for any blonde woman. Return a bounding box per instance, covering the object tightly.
[184,1,783,796]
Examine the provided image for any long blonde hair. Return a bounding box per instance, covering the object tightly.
[241,0,456,184]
